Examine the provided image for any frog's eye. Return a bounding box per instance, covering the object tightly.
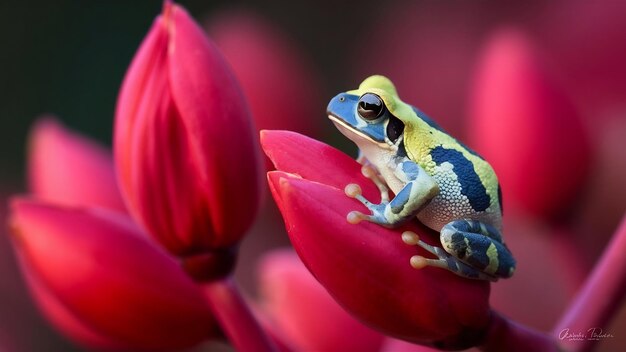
[357,93,385,121]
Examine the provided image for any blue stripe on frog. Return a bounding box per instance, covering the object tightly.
[430,146,490,212]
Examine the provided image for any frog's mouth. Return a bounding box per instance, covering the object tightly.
[328,114,389,149]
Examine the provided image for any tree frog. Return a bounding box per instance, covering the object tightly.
[327,75,515,281]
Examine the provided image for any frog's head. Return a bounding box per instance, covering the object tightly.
[327,75,413,150]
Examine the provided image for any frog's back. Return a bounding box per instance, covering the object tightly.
[403,108,503,231]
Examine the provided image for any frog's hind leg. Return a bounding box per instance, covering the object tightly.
[440,220,516,279]
[401,231,497,281]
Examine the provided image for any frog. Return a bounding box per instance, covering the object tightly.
[326,75,515,281]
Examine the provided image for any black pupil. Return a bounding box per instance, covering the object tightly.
[357,93,384,120]
[386,115,404,143]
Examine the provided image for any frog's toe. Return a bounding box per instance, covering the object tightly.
[347,211,366,224]
[347,208,389,226]
[402,230,498,281]
[345,183,382,210]
[344,183,363,198]
[344,182,396,226]
[360,164,390,202]
[401,230,439,256]
[410,255,449,270]
[408,252,497,281]
[344,184,374,206]
[401,230,420,246]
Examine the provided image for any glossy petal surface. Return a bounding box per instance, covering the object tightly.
[115,3,262,255]
[9,198,217,350]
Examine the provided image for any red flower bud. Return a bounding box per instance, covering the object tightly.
[114,2,262,256]
[261,130,490,349]
[469,29,592,220]
[8,199,217,350]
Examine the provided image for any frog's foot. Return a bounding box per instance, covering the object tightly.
[401,231,498,281]
[344,183,391,226]
[344,163,394,226]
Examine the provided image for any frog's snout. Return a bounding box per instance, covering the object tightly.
[327,92,358,120]
[326,93,349,116]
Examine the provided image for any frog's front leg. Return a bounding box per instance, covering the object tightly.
[344,159,439,227]
[403,220,516,281]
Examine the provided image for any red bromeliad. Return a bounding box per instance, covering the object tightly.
[113,2,274,351]
[114,2,262,259]
[262,130,493,349]
[261,129,626,352]
[9,2,277,351]
[10,120,217,350]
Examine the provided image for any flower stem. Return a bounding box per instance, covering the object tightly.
[202,277,278,352]
[479,311,558,352]
[554,215,626,352]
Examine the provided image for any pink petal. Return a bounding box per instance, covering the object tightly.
[258,249,385,352]
[8,198,217,350]
[267,171,490,349]
[260,130,381,202]
[28,118,125,212]
[468,29,592,220]
[115,3,262,255]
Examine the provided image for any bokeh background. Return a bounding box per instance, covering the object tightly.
[2,0,626,351]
